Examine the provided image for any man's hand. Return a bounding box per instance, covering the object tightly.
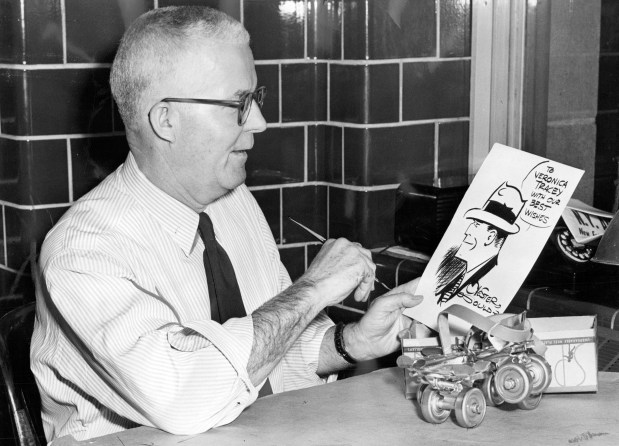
[345,278,423,361]
[301,238,376,306]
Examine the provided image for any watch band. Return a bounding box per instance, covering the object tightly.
[334,322,357,364]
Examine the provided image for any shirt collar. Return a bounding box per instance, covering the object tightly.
[120,152,199,256]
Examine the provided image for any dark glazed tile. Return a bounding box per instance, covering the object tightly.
[601,0,619,53]
[0,68,113,136]
[329,187,395,248]
[247,126,305,186]
[251,188,281,243]
[245,0,305,60]
[278,246,305,281]
[308,125,342,182]
[594,112,619,211]
[440,0,471,58]
[437,120,469,187]
[0,69,26,135]
[0,0,20,63]
[0,138,19,203]
[598,55,619,112]
[65,0,153,63]
[330,64,399,123]
[403,60,470,120]
[0,0,63,63]
[344,0,436,59]
[5,206,68,269]
[344,124,434,186]
[307,243,321,264]
[282,63,327,122]
[159,0,240,20]
[0,139,68,205]
[27,140,69,205]
[0,268,15,296]
[282,186,327,244]
[71,136,129,200]
[27,69,114,136]
[308,0,342,59]
[255,65,279,124]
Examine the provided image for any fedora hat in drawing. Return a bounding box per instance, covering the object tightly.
[464,182,526,234]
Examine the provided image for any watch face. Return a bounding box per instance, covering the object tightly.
[555,228,594,263]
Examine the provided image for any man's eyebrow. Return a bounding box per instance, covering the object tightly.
[234,88,252,98]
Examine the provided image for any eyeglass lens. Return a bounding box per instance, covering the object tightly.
[240,87,266,125]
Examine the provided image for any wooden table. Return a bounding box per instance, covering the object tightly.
[55,368,619,446]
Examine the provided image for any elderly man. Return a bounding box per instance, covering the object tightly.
[30,6,422,442]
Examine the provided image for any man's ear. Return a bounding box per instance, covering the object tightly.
[148,102,176,143]
[485,228,497,246]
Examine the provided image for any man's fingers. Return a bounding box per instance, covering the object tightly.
[353,272,374,302]
[402,293,423,308]
[371,292,423,310]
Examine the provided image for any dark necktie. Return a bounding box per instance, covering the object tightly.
[198,212,246,322]
[197,213,272,397]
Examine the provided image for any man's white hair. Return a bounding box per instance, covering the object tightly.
[110,6,250,131]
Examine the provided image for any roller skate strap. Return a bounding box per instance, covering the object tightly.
[437,304,547,356]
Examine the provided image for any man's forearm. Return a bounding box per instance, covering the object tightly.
[247,279,324,385]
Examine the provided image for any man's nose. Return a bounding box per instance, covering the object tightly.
[245,100,267,133]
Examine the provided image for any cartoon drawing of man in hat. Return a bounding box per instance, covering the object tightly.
[436,182,526,305]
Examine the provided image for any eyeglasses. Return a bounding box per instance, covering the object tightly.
[161,86,267,126]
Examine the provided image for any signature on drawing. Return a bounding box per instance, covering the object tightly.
[568,431,610,443]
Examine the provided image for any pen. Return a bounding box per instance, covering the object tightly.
[287,217,392,291]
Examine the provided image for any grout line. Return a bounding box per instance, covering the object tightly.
[279,187,283,244]
[0,58,472,71]
[0,63,112,70]
[2,205,7,266]
[399,62,403,122]
[326,185,330,239]
[19,0,25,63]
[326,61,331,121]
[434,122,439,186]
[254,56,471,65]
[66,139,73,203]
[248,182,400,192]
[0,116,470,141]
[0,132,126,141]
[304,125,308,182]
[304,0,308,59]
[340,129,345,185]
[340,0,345,60]
[61,0,67,63]
[278,64,283,123]
[265,117,469,128]
[0,264,20,274]
[436,0,441,58]
[0,201,72,211]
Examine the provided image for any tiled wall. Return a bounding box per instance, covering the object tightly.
[0,1,471,316]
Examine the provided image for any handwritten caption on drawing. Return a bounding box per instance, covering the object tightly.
[520,162,570,228]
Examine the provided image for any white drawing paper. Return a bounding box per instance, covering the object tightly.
[404,144,584,332]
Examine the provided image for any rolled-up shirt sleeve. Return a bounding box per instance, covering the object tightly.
[41,249,258,435]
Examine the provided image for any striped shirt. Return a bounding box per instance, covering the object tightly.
[30,152,335,442]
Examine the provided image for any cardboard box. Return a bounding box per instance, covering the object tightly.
[530,315,598,393]
[400,315,598,399]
